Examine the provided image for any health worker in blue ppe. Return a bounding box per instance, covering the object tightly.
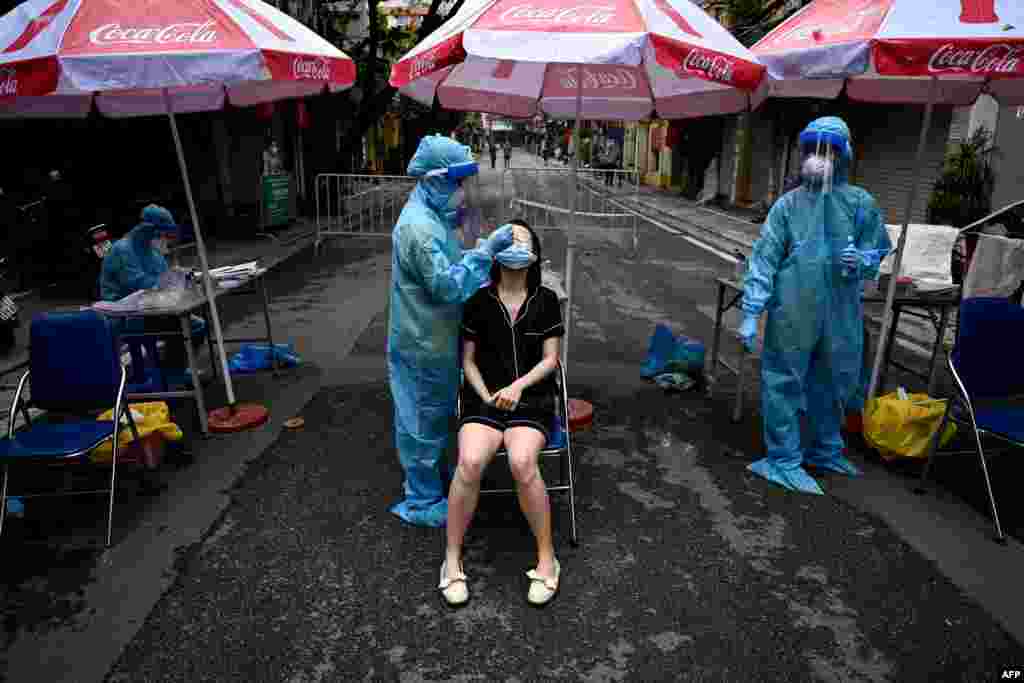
[388,135,515,527]
[738,116,891,495]
[99,204,207,384]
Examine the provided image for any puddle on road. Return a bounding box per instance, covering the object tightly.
[779,587,894,683]
[649,631,694,653]
[642,428,892,679]
[616,482,676,510]
[646,429,790,566]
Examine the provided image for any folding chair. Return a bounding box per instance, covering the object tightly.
[0,310,137,547]
[916,297,1024,544]
[457,363,578,546]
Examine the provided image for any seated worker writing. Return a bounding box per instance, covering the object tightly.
[99,204,206,385]
[441,220,565,608]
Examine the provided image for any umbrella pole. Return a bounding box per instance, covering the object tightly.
[562,64,583,369]
[865,77,939,401]
[162,89,237,408]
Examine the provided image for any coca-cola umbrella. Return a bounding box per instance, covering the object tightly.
[751,0,1024,400]
[0,0,355,430]
[390,0,766,364]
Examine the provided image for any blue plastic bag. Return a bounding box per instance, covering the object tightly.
[228,343,301,373]
[641,324,705,379]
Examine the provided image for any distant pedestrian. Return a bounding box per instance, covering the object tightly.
[489,142,498,170]
[503,141,512,169]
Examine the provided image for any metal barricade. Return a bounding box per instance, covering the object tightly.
[500,167,640,253]
[314,173,418,253]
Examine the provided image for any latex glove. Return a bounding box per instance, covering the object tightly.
[479,225,515,257]
[840,244,863,270]
[738,315,758,352]
[491,383,523,412]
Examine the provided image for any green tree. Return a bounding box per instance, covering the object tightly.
[315,0,470,169]
[928,127,999,228]
[699,0,813,47]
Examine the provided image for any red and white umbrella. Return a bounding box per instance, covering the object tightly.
[753,0,1024,104]
[390,0,765,367]
[390,0,766,121]
[0,0,355,117]
[0,0,355,428]
[752,0,1024,400]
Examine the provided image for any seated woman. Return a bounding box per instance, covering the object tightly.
[441,219,565,607]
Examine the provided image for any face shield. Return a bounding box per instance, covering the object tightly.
[798,123,851,195]
[425,159,481,234]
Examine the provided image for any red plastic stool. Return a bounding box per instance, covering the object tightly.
[568,399,594,432]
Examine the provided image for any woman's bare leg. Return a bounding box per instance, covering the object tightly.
[446,423,502,577]
[505,427,555,577]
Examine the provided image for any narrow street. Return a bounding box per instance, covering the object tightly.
[1,150,1022,682]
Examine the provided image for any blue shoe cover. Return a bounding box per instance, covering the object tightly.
[806,451,861,476]
[5,496,25,517]
[390,497,448,528]
[748,458,824,495]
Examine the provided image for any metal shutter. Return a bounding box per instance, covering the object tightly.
[853,105,953,225]
[992,106,1024,210]
[718,115,737,201]
[948,106,972,147]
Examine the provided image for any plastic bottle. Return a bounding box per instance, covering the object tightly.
[734,250,747,283]
[842,236,854,278]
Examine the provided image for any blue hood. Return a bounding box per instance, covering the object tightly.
[406,134,474,215]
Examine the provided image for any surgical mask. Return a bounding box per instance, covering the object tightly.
[802,155,833,181]
[447,187,465,211]
[496,244,537,270]
[444,187,466,227]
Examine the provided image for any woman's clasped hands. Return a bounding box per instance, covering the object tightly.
[488,383,523,411]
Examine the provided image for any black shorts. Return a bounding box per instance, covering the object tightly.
[459,402,554,445]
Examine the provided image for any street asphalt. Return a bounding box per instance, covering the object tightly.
[2,150,1023,682]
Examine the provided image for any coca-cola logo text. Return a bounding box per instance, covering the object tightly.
[561,67,638,91]
[927,43,1023,74]
[0,69,15,97]
[293,57,330,80]
[679,49,735,83]
[498,5,616,26]
[89,21,218,46]
[409,47,440,80]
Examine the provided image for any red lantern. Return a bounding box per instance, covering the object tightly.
[296,101,310,129]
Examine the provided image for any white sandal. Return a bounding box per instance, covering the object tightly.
[439,560,468,606]
[526,559,560,606]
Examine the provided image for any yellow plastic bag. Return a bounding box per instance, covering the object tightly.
[863,391,957,461]
[90,402,183,464]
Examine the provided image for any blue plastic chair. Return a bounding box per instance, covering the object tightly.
[0,311,136,547]
[917,297,1024,544]
[457,363,578,546]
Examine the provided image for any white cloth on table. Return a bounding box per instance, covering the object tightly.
[878,223,959,292]
[963,234,1024,300]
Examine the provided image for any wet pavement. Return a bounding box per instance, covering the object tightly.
[2,150,1023,682]
[107,361,1022,682]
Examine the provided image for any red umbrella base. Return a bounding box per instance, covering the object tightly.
[209,404,270,433]
[568,399,594,432]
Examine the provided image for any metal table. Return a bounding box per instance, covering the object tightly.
[708,278,960,420]
[101,270,278,435]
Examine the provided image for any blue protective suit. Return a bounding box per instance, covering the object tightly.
[99,206,174,302]
[741,117,891,494]
[388,135,496,527]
